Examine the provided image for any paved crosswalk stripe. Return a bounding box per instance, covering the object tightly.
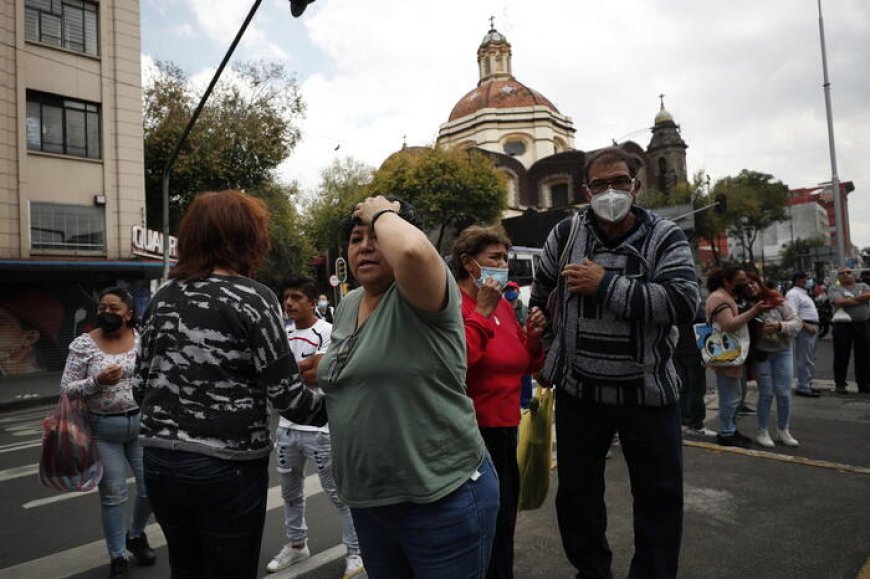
[22,477,133,509]
[0,474,325,578]
[0,464,38,482]
[0,439,41,454]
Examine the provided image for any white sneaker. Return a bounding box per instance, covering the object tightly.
[686,426,717,438]
[266,543,310,573]
[343,554,365,578]
[776,428,800,447]
[755,428,775,448]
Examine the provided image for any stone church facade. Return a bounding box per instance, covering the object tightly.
[435,23,689,228]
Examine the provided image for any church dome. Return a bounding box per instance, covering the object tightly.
[654,101,674,125]
[448,79,560,122]
[481,27,507,45]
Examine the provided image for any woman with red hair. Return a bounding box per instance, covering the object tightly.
[134,190,326,579]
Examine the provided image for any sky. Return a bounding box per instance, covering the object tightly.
[140,0,870,247]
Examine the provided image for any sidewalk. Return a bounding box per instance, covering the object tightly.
[0,371,62,412]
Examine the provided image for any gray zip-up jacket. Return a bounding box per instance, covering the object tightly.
[530,207,700,406]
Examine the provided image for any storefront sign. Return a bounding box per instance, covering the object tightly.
[131,226,178,260]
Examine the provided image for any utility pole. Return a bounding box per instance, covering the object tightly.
[817,0,845,265]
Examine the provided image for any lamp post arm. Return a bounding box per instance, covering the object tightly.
[162,0,265,281]
[671,200,721,222]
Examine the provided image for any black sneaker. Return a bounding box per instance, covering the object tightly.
[733,430,754,445]
[716,433,752,448]
[795,389,821,398]
[737,404,756,415]
[126,533,156,566]
[109,557,128,579]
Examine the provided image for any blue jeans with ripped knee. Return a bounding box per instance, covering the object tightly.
[90,412,152,559]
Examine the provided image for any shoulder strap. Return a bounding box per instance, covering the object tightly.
[557,212,582,271]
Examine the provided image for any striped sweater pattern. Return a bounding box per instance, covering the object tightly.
[531,207,700,406]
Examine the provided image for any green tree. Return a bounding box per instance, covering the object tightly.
[715,170,790,267]
[687,172,730,267]
[254,181,315,290]
[143,60,304,230]
[303,157,374,254]
[366,147,506,253]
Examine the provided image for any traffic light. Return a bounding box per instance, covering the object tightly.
[290,0,315,17]
[714,194,727,214]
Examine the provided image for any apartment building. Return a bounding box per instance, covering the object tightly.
[1,0,156,377]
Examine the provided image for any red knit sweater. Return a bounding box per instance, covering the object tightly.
[461,290,544,427]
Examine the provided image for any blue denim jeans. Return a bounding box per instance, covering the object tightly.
[89,412,151,559]
[714,373,742,436]
[275,427,359,554]
[350,454,500,579]
[143,448,269,579]
[793,328,817,392]
[753,349,793,431]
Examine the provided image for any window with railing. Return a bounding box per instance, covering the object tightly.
[26,91,101,159]
[25,0,99,56]
[30,202,106,252]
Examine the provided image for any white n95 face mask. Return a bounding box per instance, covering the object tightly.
[590,188,633,223]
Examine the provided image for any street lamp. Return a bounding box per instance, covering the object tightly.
[161,0,317,281]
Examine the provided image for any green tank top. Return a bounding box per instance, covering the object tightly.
[317,275,485,507]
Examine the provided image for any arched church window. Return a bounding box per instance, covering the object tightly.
[658,158,669,193]
[503,140,526,157]
[550,183,569,207]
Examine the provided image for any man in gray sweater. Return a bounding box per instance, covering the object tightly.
[531,147,699,579]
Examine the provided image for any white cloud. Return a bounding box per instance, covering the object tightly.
[172,23,195,38]
[186,0,288,60]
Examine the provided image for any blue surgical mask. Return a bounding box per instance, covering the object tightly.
[473,259,509,288]
[504,289,519,301]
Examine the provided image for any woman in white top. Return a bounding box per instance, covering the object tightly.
[60,287,155,578]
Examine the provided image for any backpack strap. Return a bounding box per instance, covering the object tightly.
[557,212,582,271]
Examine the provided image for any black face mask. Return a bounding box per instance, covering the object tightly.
[96,312,124,333]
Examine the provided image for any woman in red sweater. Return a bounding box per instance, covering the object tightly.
[452,225,546,579]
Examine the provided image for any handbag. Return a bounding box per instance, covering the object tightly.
[693,322,750,367]
[517,386,554,511]
[540,213,582,386]
[831,308,851,323]
[39,393,103,492]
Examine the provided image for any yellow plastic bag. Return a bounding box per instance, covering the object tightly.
[517,386,554,511]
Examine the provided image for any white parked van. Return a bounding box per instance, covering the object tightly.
[508,246,543,306]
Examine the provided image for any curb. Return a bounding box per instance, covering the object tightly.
[0,394,58,413]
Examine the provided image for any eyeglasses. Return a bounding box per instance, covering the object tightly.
[326,331,359,385]
[586,175,635,195]
[840,271,854,275]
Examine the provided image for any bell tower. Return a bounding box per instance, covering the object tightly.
[647,95,688,194]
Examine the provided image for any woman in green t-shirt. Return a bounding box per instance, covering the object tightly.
[317,195,499,578]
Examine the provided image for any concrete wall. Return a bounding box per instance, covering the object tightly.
[2,0,144,260]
